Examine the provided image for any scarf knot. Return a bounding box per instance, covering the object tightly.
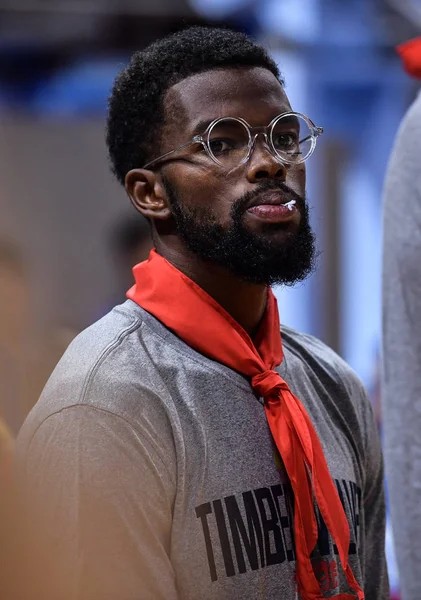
[251,369,287,398]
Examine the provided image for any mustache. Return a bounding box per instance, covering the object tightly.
[232,180,306,217]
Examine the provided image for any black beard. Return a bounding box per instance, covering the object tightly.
[163,177,317,286]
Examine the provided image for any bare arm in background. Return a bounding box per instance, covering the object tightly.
[18,404,178,600]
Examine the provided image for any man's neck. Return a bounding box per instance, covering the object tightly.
[155,241,268,338]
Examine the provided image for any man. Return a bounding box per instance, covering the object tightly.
[17,27,388,600]
[382,38,421,600]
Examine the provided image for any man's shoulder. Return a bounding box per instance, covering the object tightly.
[51,300,145,391]
[280,324,364,391]
[281,324,344,365]
[18,301,171,445]
[280,325,375,443]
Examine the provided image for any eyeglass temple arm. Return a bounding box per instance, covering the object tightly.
[143,136,204,170]
[287,126,324,157]
[299,127,323,145]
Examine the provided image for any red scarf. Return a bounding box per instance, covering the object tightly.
[397,37,421,79]
[128,250,364,600]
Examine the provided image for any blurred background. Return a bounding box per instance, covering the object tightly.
[0,0,420,596]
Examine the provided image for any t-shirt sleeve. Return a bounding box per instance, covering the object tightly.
[19,404,178,600]
[358,382,390,600]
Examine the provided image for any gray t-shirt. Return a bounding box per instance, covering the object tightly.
[17,300,388,600]
[382,90,421,600]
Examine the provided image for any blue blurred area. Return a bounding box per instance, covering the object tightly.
[0,45,125,115]
[32,57,125,116]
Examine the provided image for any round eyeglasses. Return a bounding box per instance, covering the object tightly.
[143,112,323,171]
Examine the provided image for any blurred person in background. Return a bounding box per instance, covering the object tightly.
[0,240,77,430]
[382,37,421,600]
[94,213,152,319]
[0,241,32,432]
[17,27,388,600]
[0,413,17,600]
[0,242,23,600]
[110,213,152,301]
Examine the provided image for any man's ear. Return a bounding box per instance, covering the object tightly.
[125,169,171,220]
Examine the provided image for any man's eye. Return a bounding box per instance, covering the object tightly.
[273,132,298,150]
[208,138,236,154]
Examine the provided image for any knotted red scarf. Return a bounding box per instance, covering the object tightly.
[127,250,364,600]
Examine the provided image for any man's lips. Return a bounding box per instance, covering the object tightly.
[246,191,300,223]
[246,190,299,210]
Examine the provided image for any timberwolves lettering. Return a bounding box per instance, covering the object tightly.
[195,479,361,583]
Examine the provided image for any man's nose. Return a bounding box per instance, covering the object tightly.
[246,134,288,183]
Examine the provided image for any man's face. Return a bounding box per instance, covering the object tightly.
[157,66,316,286]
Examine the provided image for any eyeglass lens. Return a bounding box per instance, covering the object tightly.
[206,114,314,168]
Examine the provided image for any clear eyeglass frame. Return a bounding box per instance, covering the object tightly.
[142,111,323,170]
